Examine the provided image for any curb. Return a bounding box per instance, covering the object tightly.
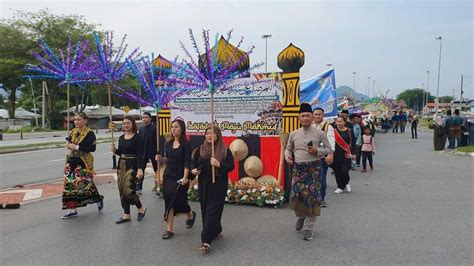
[0,137,112,155]
[439,149,474,157]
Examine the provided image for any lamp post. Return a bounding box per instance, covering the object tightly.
[262,34,272,72]
[434,36,442,115]
[372,79,376,99]
[426,70,430,114]
[352,72,357,92]
[367,77,371,99]
[421,83,425,112]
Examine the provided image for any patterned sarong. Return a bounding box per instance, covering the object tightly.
[289,160,322,217]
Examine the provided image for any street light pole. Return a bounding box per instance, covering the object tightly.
[352,72,357,92]
[426,70,430,113]
[262,34,272,73]
[434,36,442,115]
[372,79,376,98]
[421,83,425,112]
[367,77,371,99]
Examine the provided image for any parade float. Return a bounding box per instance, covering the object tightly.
[151,30,310,207]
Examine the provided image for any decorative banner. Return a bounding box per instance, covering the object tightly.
[300,68,338,118]
[171,76,283,136]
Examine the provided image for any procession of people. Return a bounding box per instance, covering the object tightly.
[59,103,396,251]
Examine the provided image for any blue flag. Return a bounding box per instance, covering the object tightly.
[300,68,337,118]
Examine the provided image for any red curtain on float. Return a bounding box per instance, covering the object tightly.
[222,135,284,186]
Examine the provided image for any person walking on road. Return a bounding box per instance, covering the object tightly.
[111,116,147,224]
[285,103,333,241]
[137,112,158,194]
[332,116,356,194]
[191,125,234,253]
[160,119,196,240]
[409,113,419,139]
[62,112,104,219]
[361,127,376,172]
[312,107,335,208]
[391,111,400,133]
[399,111,408,133]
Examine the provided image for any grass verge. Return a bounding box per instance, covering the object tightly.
[457,145,474,153]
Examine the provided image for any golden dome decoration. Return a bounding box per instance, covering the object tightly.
[277,43,305,73]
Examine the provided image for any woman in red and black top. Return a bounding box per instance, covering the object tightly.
[331,116,356,194]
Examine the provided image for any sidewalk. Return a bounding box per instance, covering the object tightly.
[0,169,116,205]
[0,167,156,206]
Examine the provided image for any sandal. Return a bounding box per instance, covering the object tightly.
[198,243,211,253]
[186,211,196,228]
[161,230,174,239]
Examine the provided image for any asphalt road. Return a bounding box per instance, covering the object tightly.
[0,130,472,265]
[0,143,115,189]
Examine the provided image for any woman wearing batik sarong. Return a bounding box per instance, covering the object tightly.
[112,116,147,224]
[62,112,104,219]
[285,103,333,241]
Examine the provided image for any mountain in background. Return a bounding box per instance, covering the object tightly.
[336,86,369,101]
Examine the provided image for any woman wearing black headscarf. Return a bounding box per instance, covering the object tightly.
[191,125,234,253]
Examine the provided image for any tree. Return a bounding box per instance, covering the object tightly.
[0,22,34,118]
[2,9,101,128]
[437,96,453,103]
[396,88,435,111]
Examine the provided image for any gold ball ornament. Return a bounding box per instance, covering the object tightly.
[229,139,249,161]
[243,156,263,178]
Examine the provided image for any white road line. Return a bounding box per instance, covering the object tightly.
[47,158,64,163]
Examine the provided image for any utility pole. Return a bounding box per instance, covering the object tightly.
[434,36,443,116]
[29,79,39,127]
[352,72,357,92]
[460,74,463,110]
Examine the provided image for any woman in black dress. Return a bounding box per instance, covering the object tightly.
[332,116,356,194]
[191,126,234,253]
[111,116,147,224]
[161,119,196,239]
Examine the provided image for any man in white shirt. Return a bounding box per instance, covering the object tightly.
[312,107,335,208]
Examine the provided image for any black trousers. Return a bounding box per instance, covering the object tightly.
[355,145,362,165]
[121,198,142,215]
[361,151,373,170]
[411,125,418,139]
[333,158,351,189]
[136,157,158,190]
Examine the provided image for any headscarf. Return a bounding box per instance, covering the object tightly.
[199,125,227,162]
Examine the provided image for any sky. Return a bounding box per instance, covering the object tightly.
[1,0,473,99]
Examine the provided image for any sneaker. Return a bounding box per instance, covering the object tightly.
[370,166,374,170]
[334,188,344,194]
[345,184,352,193]
[361,169,367,172]
[295,217,305,231]
[356,164,361,168]
[320,201,328,207]
[303,230,314,241]
[61,211,78,219]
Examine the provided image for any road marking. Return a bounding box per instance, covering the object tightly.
[0,189,43,201]
[47,158,64,163]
